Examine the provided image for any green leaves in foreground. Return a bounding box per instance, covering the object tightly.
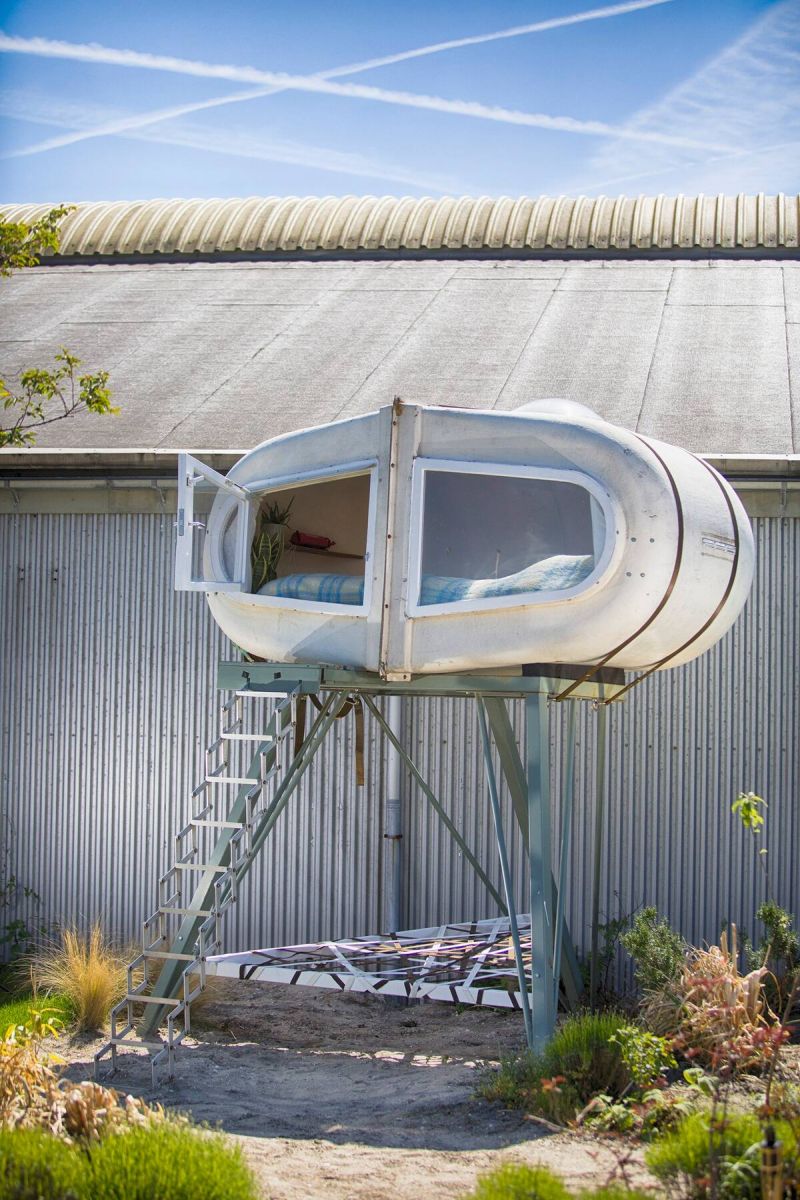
[0,206,117,446]
[732,791,767,835]
[0,348,116,447]
[0,206,74,276]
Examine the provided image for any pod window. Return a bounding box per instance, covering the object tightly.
[223,470,374,610]
[409,462,610,613]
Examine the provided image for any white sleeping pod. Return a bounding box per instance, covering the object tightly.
[175,400,753,679]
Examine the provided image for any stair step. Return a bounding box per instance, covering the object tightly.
[235,687,299,698]
[173,862,228,873]
[103,1036,167,1050]
[191,817,245,830]
[158,906,214,917]
[205,776,259,786]
[221,732,276,742]
[126,993,184,1005]
[142,950,195,961]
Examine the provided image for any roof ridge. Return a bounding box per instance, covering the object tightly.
[3,194,798,257]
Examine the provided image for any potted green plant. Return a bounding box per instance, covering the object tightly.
[251,497,293,591]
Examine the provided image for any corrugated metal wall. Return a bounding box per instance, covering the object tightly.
[1,512,798,979]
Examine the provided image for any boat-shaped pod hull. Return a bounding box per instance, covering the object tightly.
[176,400,753,678]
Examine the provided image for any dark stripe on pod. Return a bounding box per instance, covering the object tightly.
[556,433,686,701]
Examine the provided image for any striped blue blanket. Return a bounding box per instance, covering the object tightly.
[259,554,593,607]
[260,572,365,605]
[419,553,593,604]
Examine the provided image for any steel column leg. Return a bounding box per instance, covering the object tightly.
[590,691,608,1010]
[486,695,581,1009]
[553,703,576,1014]
[476,697,534,1048]
[526,691,555,1050]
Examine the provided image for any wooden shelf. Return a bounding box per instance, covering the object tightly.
[287,546,366,561]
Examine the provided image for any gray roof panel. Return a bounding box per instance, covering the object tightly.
[638,304,792,454]
[0,258,797,455]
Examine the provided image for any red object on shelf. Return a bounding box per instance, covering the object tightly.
[290,530,336,550]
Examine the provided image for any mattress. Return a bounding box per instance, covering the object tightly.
[258,553,593,606]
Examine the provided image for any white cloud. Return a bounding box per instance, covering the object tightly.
[573,0,800,194]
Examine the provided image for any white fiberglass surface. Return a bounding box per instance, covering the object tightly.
[413,464,608,610]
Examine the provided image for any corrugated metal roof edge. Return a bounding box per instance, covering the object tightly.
[36,246,800,264]
[2,450,799,481]
[3,194,799,257]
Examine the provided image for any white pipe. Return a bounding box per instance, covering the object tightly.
[384,694,403,932]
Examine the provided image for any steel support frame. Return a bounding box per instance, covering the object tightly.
[134,662,592,1059]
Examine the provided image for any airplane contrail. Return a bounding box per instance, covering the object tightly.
[0,93,470,190]
[0,26,735,154]
[2,0,676,160]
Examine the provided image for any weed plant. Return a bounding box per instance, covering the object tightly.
[0,1010,63,1128]
[29,923,128,1033]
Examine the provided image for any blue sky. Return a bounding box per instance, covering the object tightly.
[0,0,797,202]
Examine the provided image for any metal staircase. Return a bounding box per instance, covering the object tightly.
[95,683,306,1082]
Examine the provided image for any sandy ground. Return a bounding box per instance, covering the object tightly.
[57,979,659,1199]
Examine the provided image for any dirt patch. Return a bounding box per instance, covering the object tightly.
[58,980,658,1198]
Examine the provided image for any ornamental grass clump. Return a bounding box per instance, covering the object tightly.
[29,923,128,1033]
[479,1011,631,1125]
[644,926,784,1071]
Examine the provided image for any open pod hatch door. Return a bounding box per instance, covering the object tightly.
[175,453,253,592]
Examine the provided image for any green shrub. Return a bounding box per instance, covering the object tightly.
[0,1123,259,1200]
[463,1166,655,1200]
[748,900,800,1010]
[620,907,685,993]
[0,1126,86,1200]
[544,1012,631,1099]
[87,1123,259,1200]
[608,1025,676,1088]
[464,1163,571,1200]
[646,1111,775,1199]
[479,1012,630,1125]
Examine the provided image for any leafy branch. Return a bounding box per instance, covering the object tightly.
[0,205,75,276]
[0,206,118,446]
[0,349,117,447]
